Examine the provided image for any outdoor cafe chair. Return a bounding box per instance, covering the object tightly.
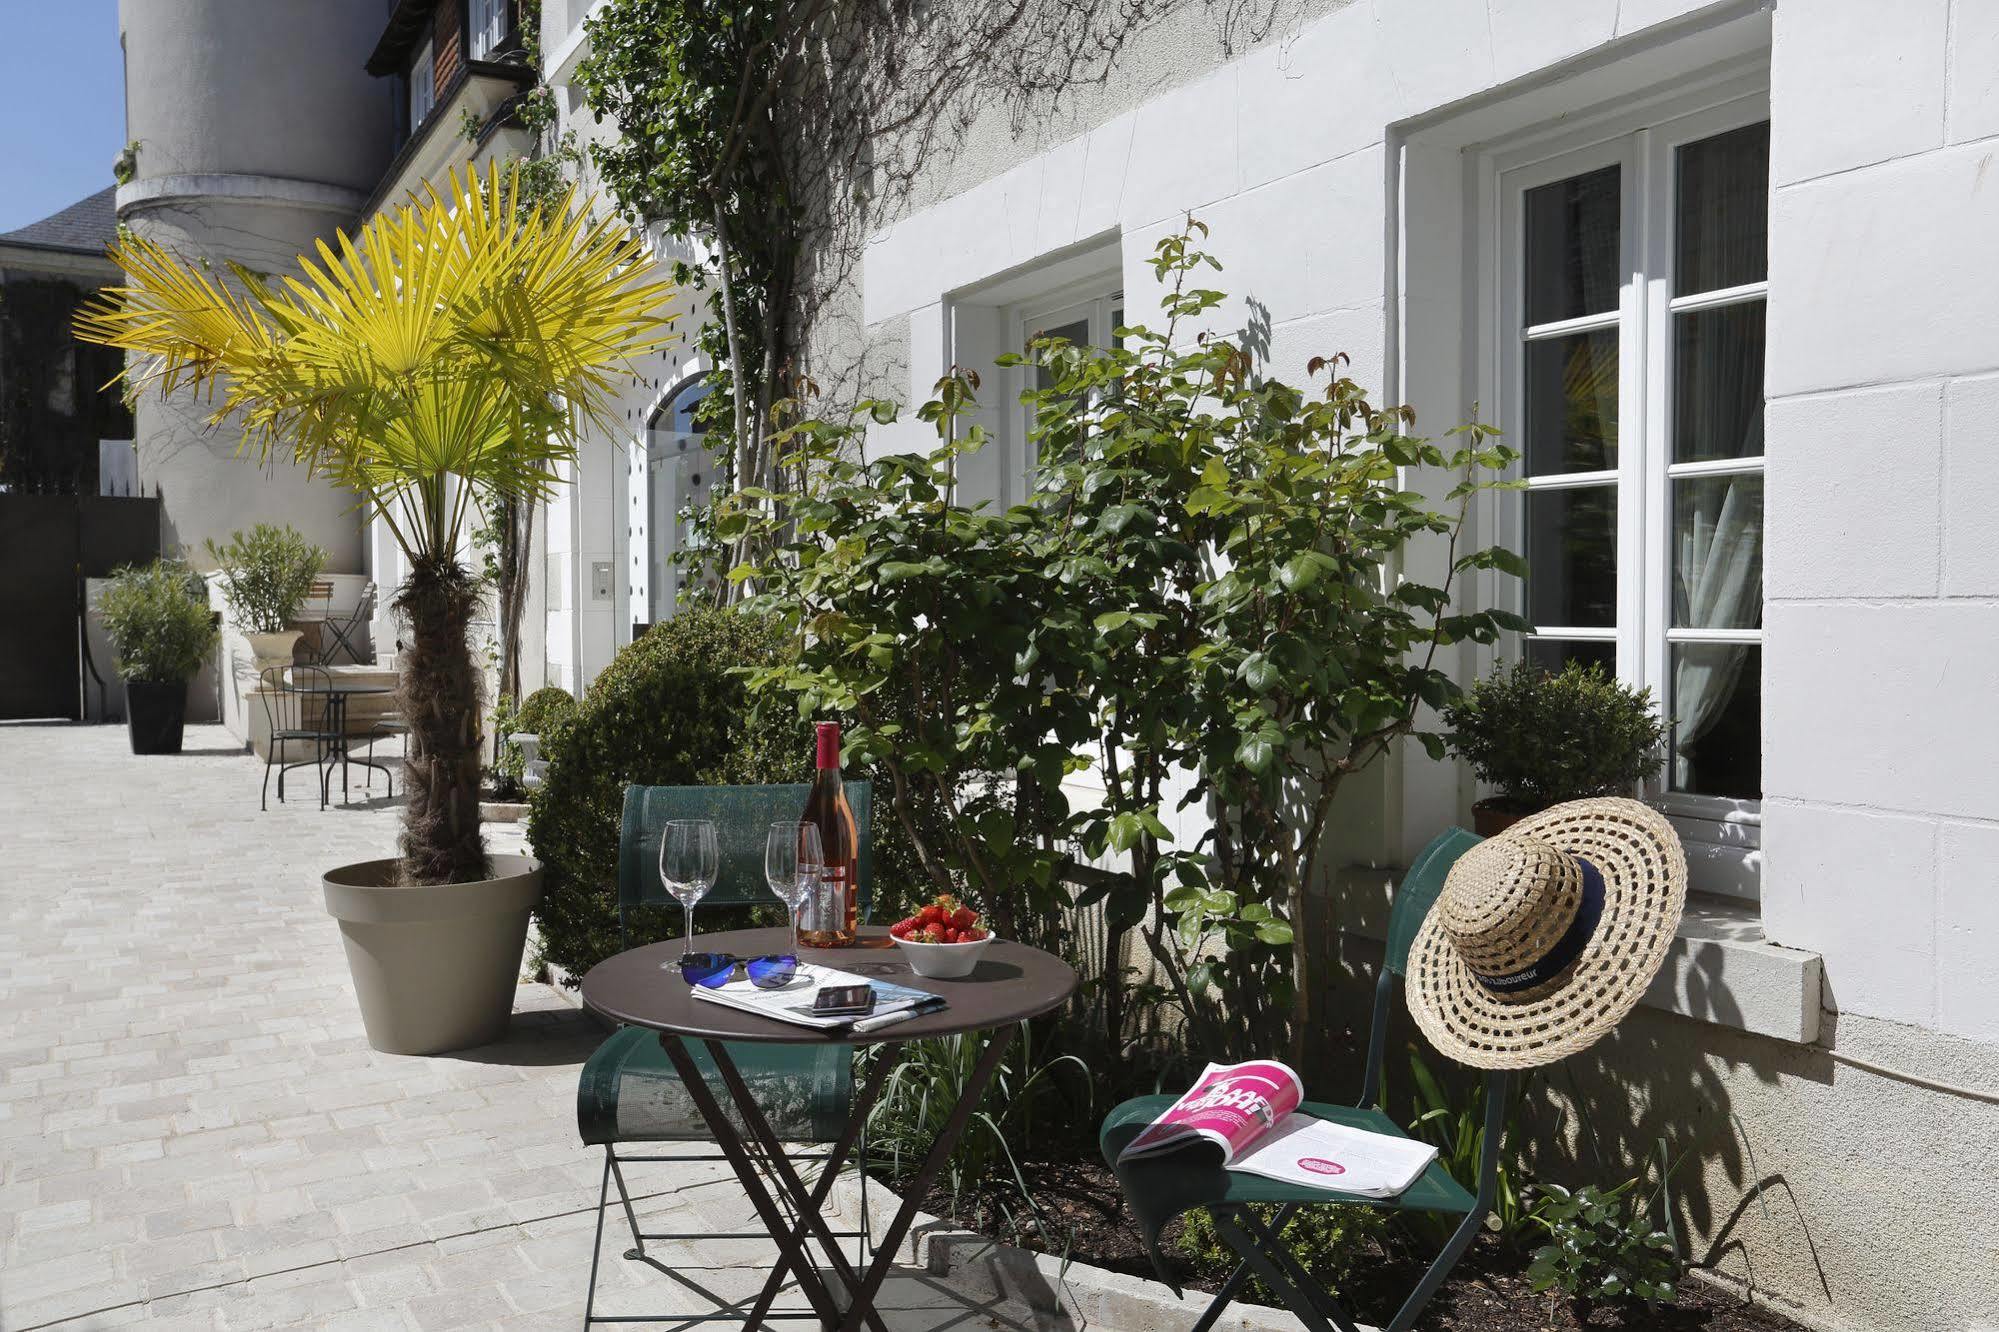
[576,782,878,1324]
[255,664,341,811]
[313,581,377,666]
[1100,826,1499,1332]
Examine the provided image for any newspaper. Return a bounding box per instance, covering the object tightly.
[1117,1060,1438,1197]
[689,961,941,1030]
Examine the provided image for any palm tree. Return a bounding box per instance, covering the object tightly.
[78,164,674,884]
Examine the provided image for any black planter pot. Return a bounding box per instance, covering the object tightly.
[125,680,188,755]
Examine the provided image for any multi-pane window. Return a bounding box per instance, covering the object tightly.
[409,39,436,129]
[1499,98,1767,894]
[1014,284,1122,499]
[469,0,510,62]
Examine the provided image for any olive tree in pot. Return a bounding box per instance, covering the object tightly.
[1443,660,1668,835]
[205,522,327,666]
[95,560,221,755]
[78,166,673,1053]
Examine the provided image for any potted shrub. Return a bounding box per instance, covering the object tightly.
[1444,660,1667,835]
[80,166,673,1054]
[205,522,327,665]
[95,560,221,755]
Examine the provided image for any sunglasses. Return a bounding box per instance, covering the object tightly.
[676,952,800,990]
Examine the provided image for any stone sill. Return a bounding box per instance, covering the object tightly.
[1332,869,1823,1045]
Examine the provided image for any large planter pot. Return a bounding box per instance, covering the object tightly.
[322,855,542,1055]
[125,680,189,755]
[243,628,303,666]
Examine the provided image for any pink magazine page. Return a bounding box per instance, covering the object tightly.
[1117,1060,1304,1164]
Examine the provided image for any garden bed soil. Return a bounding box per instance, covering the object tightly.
[895,1158,1801,1332]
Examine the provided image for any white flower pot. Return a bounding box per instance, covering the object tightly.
[244,629,303,665]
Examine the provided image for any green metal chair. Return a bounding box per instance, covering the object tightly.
[1099,826,1499,1332]
[578,782,876,1327]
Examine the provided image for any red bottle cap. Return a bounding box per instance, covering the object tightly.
[814,721,841,769]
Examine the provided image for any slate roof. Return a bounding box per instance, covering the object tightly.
[0,187,118,256]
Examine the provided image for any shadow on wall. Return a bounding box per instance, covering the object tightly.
[1324,934,1844,1319]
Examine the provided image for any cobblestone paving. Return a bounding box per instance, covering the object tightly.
[0,723,992,1331]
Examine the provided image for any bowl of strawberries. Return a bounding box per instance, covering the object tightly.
[888,895,993,979]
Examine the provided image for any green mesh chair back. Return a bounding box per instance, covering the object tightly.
[581,781,877,1148]
[1384,826,1482,977]
[616,781,875,930]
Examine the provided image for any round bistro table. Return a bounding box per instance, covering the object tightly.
[580,926,1079,1332]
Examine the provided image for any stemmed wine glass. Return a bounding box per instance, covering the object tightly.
[659,819,719,959]
[765,822,824,955]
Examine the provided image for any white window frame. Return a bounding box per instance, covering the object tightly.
[469,0,509,62]
[1477,73,1769,899]
[409,39,437,130]
[1007,277,1122,505]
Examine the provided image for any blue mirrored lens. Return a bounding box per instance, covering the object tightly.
[744,955,798,989]
[679,952,736,987]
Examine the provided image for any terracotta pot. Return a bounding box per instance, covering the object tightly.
[1471,798,1540,837]
[322,855,542,1055]
[244,629,304,665]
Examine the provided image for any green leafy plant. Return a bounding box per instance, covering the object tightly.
[203,523,326,633]
[1402,1046,1543,1250]
[528,608,808,977]
[1176,1203,1388,1305]
[1527,1174,1681,1312]
[861,1023,1090,1225]
[95,561,219,684]
[493,686,578,797]
[734,222,1523,1064]
[1443,660,1666,814]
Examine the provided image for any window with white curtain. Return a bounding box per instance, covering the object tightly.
[1494,91,1767,896]
[469,0,510,62]
[409,38,436,129]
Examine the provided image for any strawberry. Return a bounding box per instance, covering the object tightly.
[890,918,916,938]
[965,927,987,941]
[950,907,977,931]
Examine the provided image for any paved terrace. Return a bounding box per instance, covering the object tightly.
[0,722,1005,1331]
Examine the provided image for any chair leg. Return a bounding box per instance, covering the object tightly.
[606,1149,646,1260]
[261,743,275,812]
[583,1150,612,1331]
[1382,1206,1489,1332]
[1209,1207,1355,1332]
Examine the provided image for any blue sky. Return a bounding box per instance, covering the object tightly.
[0,3,124,233]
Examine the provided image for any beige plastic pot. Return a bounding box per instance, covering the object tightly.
[322,855,542,1055]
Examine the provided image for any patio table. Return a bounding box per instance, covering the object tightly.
[294,680,396,801]
[580,925,1078,1332]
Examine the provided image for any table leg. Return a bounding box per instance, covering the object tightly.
[652,1032,845,1327]
[834,1024,1017,1332]
[725,1039,902,1332]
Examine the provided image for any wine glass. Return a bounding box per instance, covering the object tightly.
[766,822,823,955]
[659,819,719,958]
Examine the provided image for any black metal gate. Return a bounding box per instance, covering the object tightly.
[0,493,163,720]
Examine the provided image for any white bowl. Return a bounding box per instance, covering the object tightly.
[892,934,993,979]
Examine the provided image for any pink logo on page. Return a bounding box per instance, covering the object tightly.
[1298,1158,1346,1176]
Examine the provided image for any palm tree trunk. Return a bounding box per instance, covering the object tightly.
[393,558,488,885]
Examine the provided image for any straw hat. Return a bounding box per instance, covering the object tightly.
[1406,798,1686,1070]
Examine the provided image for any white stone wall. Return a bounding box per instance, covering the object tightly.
[1759,0,1999,1045]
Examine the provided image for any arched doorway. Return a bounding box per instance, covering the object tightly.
[643,374,714,623]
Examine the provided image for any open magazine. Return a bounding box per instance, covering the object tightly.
[1117,1060,1438,1198]
[690,961,942,1031]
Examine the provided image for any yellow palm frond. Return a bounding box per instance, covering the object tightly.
[75,163,678,568]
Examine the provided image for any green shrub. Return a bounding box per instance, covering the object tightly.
[1442,660,1666,813]
[204,523,326,633]
[1527,1178,1680,1311]
[1176,1203,1388,1304]
[528,608,811,976]
[96,561,219,683]
[493,686,580,797]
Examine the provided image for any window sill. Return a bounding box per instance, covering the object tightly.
[1330,869,1822,1045]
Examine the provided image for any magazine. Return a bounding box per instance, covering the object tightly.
[690,961,942,1031]
[1116,1060,1438,1198]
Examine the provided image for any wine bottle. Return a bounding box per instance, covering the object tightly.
[798,721,859,947]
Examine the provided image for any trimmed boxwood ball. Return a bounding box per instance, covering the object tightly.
[528,607,809,980]
[515,685,579,738]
